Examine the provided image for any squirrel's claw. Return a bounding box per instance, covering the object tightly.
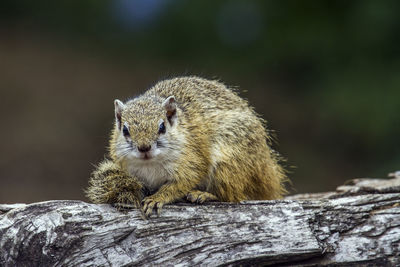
[187,190,218,204]
[142,197,164,218]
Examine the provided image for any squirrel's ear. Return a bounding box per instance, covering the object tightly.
[162,96,177,125]
[114,99,125,130]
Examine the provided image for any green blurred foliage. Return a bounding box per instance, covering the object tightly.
[0,0,399,201]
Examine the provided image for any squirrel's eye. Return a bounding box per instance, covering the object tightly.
[158,122,166,134]
[123,125,130,136]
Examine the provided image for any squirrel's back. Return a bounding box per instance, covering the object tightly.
[145,76,249,113]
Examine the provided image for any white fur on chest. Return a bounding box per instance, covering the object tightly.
[125,160,173,191]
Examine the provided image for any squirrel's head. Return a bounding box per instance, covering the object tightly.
[111,95,182,163]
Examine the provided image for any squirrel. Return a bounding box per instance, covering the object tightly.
[86,76,287,217]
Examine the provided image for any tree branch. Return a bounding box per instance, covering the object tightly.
[1,174,399,266]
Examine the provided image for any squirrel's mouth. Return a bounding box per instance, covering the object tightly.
[140,153,152,160]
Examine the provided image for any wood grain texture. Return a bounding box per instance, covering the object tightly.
[1,175,399,266]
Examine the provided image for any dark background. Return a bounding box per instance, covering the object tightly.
[1,0,399,203]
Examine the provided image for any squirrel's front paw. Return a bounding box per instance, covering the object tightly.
[187,190,218,204]
[142,196,165,218]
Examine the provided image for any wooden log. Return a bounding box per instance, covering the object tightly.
[1,174,399,266]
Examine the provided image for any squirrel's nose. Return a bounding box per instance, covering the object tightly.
[138,145,151,153]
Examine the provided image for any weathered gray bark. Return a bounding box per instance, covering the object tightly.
[1,173,400,266]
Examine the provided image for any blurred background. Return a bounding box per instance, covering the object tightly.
[1,0,399,203]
